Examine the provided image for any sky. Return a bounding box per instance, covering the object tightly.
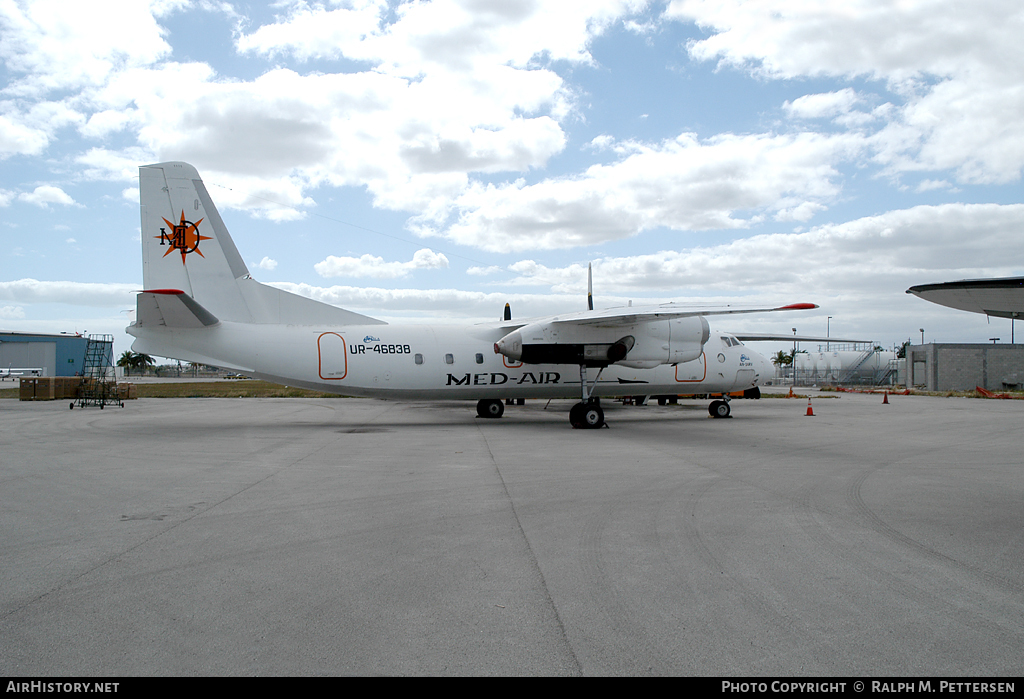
[2,0,1023,360]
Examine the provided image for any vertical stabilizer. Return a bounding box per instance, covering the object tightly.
[138,162,385,327]
[140,162,254,322]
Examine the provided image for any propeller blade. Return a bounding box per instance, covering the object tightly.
[587,263,593,311]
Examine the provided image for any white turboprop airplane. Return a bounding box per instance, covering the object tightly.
[127,161,819,428]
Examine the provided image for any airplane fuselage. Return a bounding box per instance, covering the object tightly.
[129,322,769,400]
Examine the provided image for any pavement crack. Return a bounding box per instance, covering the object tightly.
[475,424,584,676]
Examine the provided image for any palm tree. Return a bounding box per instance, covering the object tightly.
[116,351,155,376]
[771,350,792,367]
[135,353,155,374]
[117,351,135,376]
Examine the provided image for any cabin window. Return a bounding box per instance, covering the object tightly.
[444,353,454,364]
[475,353,484,364]
[414,353,423,365]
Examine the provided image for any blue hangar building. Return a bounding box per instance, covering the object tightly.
[0,332,111,378]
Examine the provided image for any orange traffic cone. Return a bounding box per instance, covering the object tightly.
[788,387,795,398]
[882,391,889,404]
[805,397,814,416]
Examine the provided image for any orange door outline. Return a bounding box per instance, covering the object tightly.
[318,332,348,380]
[675,352,707,383]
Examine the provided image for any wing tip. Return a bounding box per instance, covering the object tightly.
[777,303,818,311]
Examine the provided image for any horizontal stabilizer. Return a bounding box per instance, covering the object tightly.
[136,289,220,329]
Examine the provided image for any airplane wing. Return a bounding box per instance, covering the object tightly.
[546,302,817,328]
[733,332,870,343]
[907,277,1024,319]
[494,302,820,366]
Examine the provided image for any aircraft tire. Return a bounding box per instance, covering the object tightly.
[709,400,731,418]
[477,399,504,419]
[569,402,584,427]
[571,402,604,429]
[583,404,605,428]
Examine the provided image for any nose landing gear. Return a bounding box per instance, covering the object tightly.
[570,364,606,429]
[476,399,505,418]
[569,400,604,429]
[709,397,732,418]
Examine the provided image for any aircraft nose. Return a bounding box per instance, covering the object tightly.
[753,349,771,381]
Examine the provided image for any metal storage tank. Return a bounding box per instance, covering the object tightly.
[789,346,898,386]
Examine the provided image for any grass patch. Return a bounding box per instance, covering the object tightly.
[132,381,344,398]
[1,381,344,400]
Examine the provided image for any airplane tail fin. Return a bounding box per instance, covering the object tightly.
[140,162,254,322]
[138,162,384,327]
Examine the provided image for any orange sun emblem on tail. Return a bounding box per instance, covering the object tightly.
[156,211,212,264]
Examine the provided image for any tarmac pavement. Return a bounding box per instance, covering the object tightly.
[1,392,1022,676]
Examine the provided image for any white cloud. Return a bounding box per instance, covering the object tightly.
[237,0,641,71]
[254,256,278,271]
[17,185,77,207]
[269,280,582,321]
[430,130,859,251]
[499,203,1024,297]
[915,179,951,193]
[314,248,450,279]
[0,305,26,319]
[0,112,51,158]
[48,1,657,227]
[0,279,138,307]
[0,0,173,97]
[783,88,862,120]
[668,0,1024,185]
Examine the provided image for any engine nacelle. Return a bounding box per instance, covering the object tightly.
[494,316,709,367]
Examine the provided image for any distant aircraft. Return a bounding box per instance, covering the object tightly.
[907,277,1024,319]
[127,162,819,428]
[1,365,43,379]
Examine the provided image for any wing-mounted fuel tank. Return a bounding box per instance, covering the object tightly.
[494,316,710,368]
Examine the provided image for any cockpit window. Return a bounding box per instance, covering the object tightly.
[720,336,744,347]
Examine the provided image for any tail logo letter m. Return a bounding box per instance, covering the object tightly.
[158,211,211,264]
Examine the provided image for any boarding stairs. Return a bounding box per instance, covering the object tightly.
[75,334,122,409]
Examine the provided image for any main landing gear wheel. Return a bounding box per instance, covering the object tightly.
[570,401,605,429]
[476,399,504,418]
[709,399,731,418]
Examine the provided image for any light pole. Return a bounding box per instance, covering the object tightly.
[827,316,832,351]
[920,328,925,344]
[792,328,797,386]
